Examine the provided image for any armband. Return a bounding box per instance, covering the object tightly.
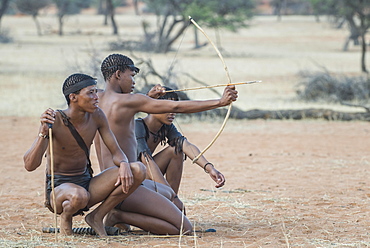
[203,162,214,173]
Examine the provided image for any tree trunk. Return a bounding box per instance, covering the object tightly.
[360,29,367,73]
[101,0,108,25]
[0,0,10,31]
[97,0,104,14]
[282,0,287,15]
[343,37,351,51]
[194,26,200,48]
[276,3,282,21]
[104,11,108,25]
[58,14,63,36]
[215,28,223,51]
[343,16,360,51]
[162,20,188,53]
[133,0,140,15]
[107,0,118,35]
[32,14,42,36]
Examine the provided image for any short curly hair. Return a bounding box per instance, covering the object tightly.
[159,86,179,101]
[62,73,96,105]
[101,54,140,81]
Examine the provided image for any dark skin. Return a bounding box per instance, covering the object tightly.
[96,68,238,167]
[95,57,237,234]
[136,96,226,212]
[142,110,226,191]
[24,85,146,236]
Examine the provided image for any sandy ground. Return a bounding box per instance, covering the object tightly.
[1,117,370,247]
[1,4,370,247]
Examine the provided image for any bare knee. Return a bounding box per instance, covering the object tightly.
[182,220,193,235]
[130,161,146,182]
[166,146,183,160]
[65,188,89,211]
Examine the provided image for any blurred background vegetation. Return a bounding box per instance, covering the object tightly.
[0,0,369,119]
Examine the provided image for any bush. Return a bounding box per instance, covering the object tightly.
[296,71,370,103]
[0,28,13,43]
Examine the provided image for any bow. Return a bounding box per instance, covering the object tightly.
[188,16,233,164]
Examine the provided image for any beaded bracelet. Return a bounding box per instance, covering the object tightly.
[203,162,214,173]
[38,133,49,139]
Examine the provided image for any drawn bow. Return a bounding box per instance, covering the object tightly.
[188,16,233,164]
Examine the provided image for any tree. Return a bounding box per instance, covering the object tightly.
[309,0,370,73]
[307,0,332,22]
[106,0,118,34]
[273,0,313,21]
[140,0,189,53]
[15,0,51,36]
[97,0,127,35]
[0,0,10,31]
[187,0,255,49]
[141,0,255,53]
[272,0,287,21]
[53,0,91,36]
[340,0,370,73]
[96,0,109,25]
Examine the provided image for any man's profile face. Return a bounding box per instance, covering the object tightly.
[119,69,137,93]
[74,85,99,113]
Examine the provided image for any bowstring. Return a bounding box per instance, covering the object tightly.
[170,18,198,160]
[174,118,199,163]
[141,18,192,194]
[167,18,192,84]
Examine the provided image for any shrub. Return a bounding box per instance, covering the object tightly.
[0,28,13,43]
[296,70,370,103]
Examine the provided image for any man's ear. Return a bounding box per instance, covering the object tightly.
[69,93,78,102]
[114,70,121,79]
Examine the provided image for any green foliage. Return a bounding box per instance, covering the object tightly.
[15,0,50,16]
[141,0,255,52]
[185,0,255,31]
[53,0,92,15]
[144,0,191,16]
[305,0,336,16]
[307,0,370,23]
[144,0,254,30]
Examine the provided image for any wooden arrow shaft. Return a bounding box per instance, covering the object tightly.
[164,80,261,93]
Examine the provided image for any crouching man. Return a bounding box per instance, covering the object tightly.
[23,73,146,236]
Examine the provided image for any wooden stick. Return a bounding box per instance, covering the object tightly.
[143,153,158,192]
[164,80,261,93]
[48,125,58,241]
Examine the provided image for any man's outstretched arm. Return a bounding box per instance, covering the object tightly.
[132,85,238,114]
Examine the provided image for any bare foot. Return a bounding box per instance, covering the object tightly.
[85,212,107,237]
[104,209,130,231]
[60,213,73,235]
[103,209,119,227]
